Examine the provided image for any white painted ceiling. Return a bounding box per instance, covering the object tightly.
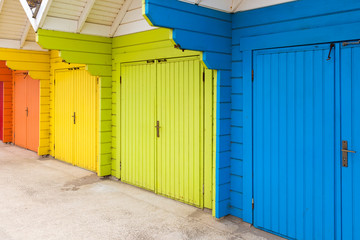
[0,0,43,50]
[19,0,156,37]
[180,0,296,13]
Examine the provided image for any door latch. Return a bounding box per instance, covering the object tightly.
[155,121,160,138]
[25,107,28,117]
[327,43,335,61]
[342,140,356,167]
[72,112,76,124]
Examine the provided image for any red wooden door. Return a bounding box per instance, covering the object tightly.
[0,82,3,141]
[13,72,39,152]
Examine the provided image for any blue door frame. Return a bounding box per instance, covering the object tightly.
[248,42,360,239]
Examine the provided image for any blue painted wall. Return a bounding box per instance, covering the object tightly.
[145,0,360,225]
[144,0,232,217]
[232,0,360,227]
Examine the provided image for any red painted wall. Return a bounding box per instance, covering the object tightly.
[0,61,12,143]
[0,82,3,141]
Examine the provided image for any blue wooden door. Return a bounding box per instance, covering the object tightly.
[253,44,336,239]
[341,43,360,240]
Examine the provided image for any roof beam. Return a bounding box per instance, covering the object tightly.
[35,0,53,29]
[77,0,96,33]
[19,0,53,31]
[19,0,38,30]
[20,21,31,48]
[231,0,245,12]
[110,0,134,37]
[0,0,5,14]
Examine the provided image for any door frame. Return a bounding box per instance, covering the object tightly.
[118,56,216,209]
[243,42,345,237]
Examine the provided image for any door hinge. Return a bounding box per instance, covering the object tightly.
[120,76,122,84]
[54,79,55,85]
[202,184,204,194]
[252,69,254,82]
[97,77,99,84]
[252,198,254,209]
[342,40,360,46]
[203,70,205,82]
[53,144,55,151]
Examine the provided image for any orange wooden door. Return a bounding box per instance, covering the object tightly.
[0,82,3,141]
[13,72,39,152]
[14,72,27,149]
[26,76,39,152]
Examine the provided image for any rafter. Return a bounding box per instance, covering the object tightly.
[20,21,31,48]
[110,0,134,37]
[35,0,53,29]
[231,0,245,12]
[77,0,96,33]
[0,0,5,14]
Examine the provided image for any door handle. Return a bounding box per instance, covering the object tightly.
[155,121,160,138]
[72,112,76,124]
[25,107,28,117]
[342,140,356,167]
[341,149,356,154]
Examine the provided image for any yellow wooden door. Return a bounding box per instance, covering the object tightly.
[73,69,98,172]
[120,62,157,190]
[54,68,98,172]
[156,58,204,207]
[54,70,74,165]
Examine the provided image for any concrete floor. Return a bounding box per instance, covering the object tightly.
[0,142,283,240]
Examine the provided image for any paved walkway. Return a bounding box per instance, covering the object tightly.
[0,142,283,240]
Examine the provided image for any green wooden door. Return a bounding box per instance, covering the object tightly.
[120,57,213,208]
[120,62,157,191]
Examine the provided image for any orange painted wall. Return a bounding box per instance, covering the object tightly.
[0,61,13,143]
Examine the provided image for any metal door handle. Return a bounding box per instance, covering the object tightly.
[341,149,356,153]
[342,140,356,167]
[155,121,160,138]
[25,107,28,117]
[72,112,76,124]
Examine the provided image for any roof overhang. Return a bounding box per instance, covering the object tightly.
[179,0,296,13]
[19,0,156,37]
[0,0,44,50]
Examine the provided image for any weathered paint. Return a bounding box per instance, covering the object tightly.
[13,72,40,152]
[113,29,215,210]
[0,61,13,143]
[0,82,3,141]
[37,30,112,176]
[54,68,98,172]
[0,49,50,155]
[143,0,231,217]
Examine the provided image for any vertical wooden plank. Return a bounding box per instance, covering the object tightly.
[242,50,253,223]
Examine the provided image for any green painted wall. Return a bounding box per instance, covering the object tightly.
[37,29,112,176]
